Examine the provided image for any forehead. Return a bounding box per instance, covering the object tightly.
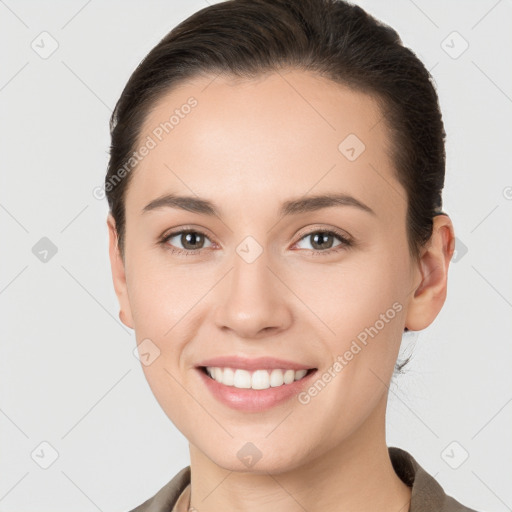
[126,69,401,221]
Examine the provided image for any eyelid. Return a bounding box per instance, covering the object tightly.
[161,224,215,241]
[295,225,353,243]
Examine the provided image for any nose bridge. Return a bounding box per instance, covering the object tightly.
[213,238,292,338]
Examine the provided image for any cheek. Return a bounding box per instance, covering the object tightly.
[126,256,205,430]
[293,262,407,441]
[125,254,218,410]
[297,253,408,347]
[302,248,410,408]
[126,247,214,337]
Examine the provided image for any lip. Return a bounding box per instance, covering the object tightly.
[196,355,315,371]
[196,365,318,412]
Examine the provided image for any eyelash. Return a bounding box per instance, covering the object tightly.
[159,226,353,257]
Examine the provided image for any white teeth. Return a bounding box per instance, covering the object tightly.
[223,367,235,386]
[205,367,310,390]
[233,369,251,388]
[251,370,269,390]
[283,369,295,384]
[269,368,284,387]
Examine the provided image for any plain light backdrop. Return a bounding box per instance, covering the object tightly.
[1,0,511,511]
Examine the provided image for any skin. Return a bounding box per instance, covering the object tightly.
[107,69,455,512]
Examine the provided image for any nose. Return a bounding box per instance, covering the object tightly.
[213,246,293,339]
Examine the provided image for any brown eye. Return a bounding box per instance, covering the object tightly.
[162,229,213,253]
[309,232,336,250]
[295,229,352,254]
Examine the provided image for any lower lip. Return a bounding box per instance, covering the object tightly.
[196,367,317,412]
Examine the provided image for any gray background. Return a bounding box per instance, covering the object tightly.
[1,0,511,510]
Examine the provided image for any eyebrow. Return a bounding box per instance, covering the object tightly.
[142,192,376,217]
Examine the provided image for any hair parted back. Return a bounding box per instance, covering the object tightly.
[106,0,446,266]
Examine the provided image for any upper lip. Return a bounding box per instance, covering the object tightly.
[196,356,316,371]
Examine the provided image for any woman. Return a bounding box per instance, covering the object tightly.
[105,0,478,510]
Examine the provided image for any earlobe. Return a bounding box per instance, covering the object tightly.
[404,214,455,331]
[107,214,134,329]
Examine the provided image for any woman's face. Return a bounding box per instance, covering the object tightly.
[109,69,434,472]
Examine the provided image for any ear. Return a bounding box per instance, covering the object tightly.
[404,214,455,331]
[107,214,134,329]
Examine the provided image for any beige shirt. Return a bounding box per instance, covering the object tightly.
[128,446,479,512]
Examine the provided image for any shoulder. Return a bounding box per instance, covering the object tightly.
[126,466,191,512]
[389,446,480,512]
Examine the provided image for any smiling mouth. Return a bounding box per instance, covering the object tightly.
[200,366,317,390]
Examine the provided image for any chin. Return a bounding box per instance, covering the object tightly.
[201,439,312,475]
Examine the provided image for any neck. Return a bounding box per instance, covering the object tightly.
[187,396,411,512]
